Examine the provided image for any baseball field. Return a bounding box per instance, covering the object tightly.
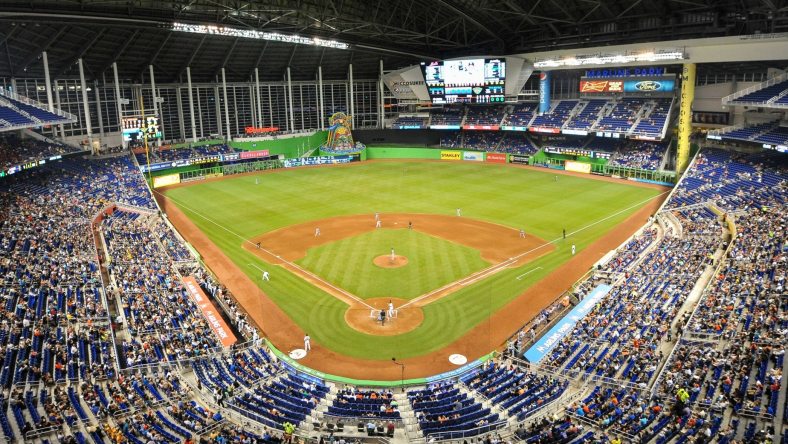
[158,160,668,380]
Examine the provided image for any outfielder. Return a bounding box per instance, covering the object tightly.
[456,208,462,217]
[262,271,270,281]
[571,244,576,255]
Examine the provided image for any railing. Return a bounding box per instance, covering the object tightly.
[0,87,78,121]
[721,71,788,105]
[425,419,508,442]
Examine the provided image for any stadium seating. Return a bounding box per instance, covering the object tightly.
[464,106,505,126]
[501,103,536,128]
[609,140,668,170]
[0,133,81,169]
[530,100,578,129]
[729,79,788,105]
[565,99,607,131]
[391,116,428,129]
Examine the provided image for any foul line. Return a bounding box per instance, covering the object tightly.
[156,190,376,310]
[516,267,543,281]
[399,190,669,309]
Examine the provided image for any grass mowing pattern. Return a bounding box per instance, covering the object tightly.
[297,229,490,300]
[165,161,663,359]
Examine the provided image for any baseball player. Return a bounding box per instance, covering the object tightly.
[304,333,311,352]
[314,227,321,237]
[408,221,413,230]
[376,219,382,229]
[375,212,380,221]
[571,244,576,255]
[388,300,395,318]
[456,208,462,217]
[390,247,395,262]
[262,271,270,281]
[519,229,526,238]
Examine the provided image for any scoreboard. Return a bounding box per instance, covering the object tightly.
[422,58,505,104]
[122,116,161,142]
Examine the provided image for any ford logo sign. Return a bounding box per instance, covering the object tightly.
[635,81,662,91]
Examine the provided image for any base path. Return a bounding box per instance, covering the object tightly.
[157,173,669,380]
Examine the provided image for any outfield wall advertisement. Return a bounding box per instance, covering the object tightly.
[524,284,611,363]
[509,154,531,165]
[152,173,181,188]
[463,151,483,162]
[283,154,357,168]
[565,161,592,174]
[486,153,507,163]
[440,150,462,160]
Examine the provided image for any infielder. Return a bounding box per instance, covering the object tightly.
[456,208,462,217]
[571,244,576,255]
[262,271,270,281]
[388,300,395,318]
[314,227,321,237]
[519,229,526,238]
[375,212,380,221]
[376,219,382,229]
[303,333,311,352]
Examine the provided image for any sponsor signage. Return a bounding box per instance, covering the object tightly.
[524,284,611,363]
[510,154,530,164]
[565,160,591,174]
[462,124,500,131]
[425,358,486,383]
[393,124,423,129]
[440,150,462,160]
[283,155,354,168]
[430,124,461,130]
[580,78,675,93]
[152,174,181,188]
[239,149,271,159]
[562,129,589,136]
[463,151,483,161]
[500,125,528,131]
[182,276,237,347]
[486,152,507,163]
[529,127,560,134]
[244,126,279,135]
[585,67,666,78]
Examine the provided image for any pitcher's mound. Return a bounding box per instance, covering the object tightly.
[373,255,408,268]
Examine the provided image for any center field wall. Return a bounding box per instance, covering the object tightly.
[366,147,442,159]
[230,131,328,157]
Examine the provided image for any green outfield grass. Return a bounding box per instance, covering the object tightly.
[296,229,490,300]
[164,160,665,360]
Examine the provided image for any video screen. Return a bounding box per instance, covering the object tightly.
[422,58,505,104]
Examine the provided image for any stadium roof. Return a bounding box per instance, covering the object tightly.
[0,0,786,83]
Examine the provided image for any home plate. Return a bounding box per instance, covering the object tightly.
[448,354,467,365]
[289,349,307,360]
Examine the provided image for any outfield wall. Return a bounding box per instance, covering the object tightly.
[230,131,327,157]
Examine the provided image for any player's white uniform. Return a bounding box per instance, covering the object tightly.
[390,248,395,260]
[571,244,576,255]
[262,271,270,281]
[456,208,462,217]
[304,335,311,352]
[388,302,395,318]
[314,227,321,237]
[376,219,382,228]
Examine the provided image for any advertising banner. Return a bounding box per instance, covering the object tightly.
[486,153,507,163]
[462,124,501,131]
[430,124,462,130]
[239,149,271,159]
[565,160,591,174]
[440,150,462,160]
[529,127,560,134]
[182,276,237,347]
[463,151,484,162]
[580,78,675,93]
[244,126,279,135]
[538,71,551,114]
[500,125,528,131]
[284,155,354,168]
[510,154,531,165]
[524,284,611,363]
[152,174,181,188]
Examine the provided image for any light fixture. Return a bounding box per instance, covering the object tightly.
[534,49,685,68]
[172,22,349,50]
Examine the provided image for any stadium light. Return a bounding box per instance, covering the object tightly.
[172,22,350,50]
[534,49,685,68]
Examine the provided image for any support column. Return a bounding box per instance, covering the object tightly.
[287,67,295,131]
[176,86,185,142]
[42,51,54,112]
[232,86,239,136]
[221,68,231,140]
[94,81,104,137]
[112,63,123,143]
[676,63,696,175]
[214,85,222,139]
[149,65,163,146]
[77,58,93,146]
[186,67,197,142]
[379,59,384,128]
[249,83,256,131]
[348,63,354,129]
[54,79,64,138]
[318,66,324,130]
[255,68,262,127]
